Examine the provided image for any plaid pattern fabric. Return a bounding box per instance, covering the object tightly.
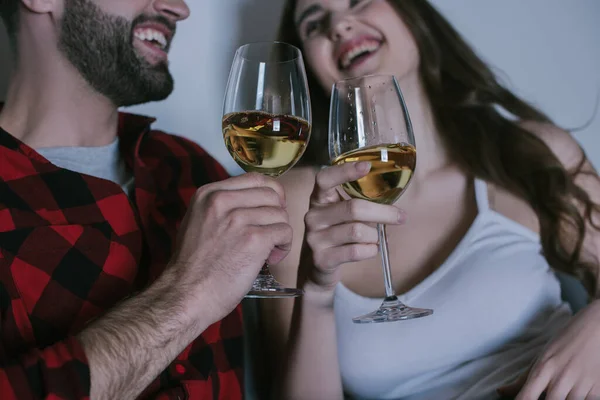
[0,111,243,399]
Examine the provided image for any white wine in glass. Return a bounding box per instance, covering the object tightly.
[329,75,433,323]
[223,42,312,298]
[333,143,416,204]
[223,111,310,177]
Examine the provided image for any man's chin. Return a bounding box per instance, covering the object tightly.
[118,88,173,107]
[134,47,171,70]
[114,75,174,107]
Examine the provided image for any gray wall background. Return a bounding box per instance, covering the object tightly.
[1,0,599,173]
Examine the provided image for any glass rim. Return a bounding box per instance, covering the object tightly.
[235,41,303,63]
[332,74,398,88]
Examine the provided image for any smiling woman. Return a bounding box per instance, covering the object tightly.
[256,0,600,399]
[336,39,381,71]
[278,0,599,290]
[295,0,419,90]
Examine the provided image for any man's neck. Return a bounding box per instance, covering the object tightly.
[0,50,120,149]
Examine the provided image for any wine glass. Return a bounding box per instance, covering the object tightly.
[222,42,311,298]
[329,75,433,323]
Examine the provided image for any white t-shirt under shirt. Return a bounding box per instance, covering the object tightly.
[36,139,135,196]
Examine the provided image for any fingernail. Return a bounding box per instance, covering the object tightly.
[356,162,371,174]
[398,209,408,223]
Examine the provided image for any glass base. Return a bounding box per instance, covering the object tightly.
[245,271,303,299]
[353,297,433,324]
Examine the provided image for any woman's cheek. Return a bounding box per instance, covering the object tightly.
[306,43,337,90]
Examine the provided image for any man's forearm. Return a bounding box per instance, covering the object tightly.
[78,269,211,400]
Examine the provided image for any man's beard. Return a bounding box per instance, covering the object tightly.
[58,0,175,107]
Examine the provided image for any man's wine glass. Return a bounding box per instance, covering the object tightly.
[223,42,312,298]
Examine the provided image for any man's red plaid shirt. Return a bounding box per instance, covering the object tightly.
[0,111,243,399]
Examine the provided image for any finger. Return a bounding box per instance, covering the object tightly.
[313,244,379,270]
[312,162,371,205]
[497,372,529,397]
[305,199,406,231]
[584,384,600,400]
[200,173,286,206]
[206,187,283,211]
[307,222,379,250]
[568,383,592,400]
[516,366,553,400]
[229,207,289,228]
[261,223,294,265]
[546,375,574,400]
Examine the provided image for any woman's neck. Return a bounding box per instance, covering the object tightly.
[397,73,453,179]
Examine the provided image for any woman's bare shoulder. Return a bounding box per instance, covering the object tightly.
[488,120,593,234]
[519,120,585,170]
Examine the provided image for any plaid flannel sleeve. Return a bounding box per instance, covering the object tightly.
[0,336,91,400]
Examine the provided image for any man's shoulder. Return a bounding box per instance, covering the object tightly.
[143,129,230,183]
[117,111,229,182]
[146,129,210,157]
[119,111,211,157]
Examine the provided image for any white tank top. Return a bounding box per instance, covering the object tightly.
[334,179,572,400]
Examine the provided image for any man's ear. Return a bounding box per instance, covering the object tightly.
[19,0,59,15]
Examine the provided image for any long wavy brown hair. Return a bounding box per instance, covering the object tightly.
[279,0,600,294]
[0,0,19,46]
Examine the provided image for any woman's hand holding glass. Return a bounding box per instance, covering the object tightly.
[321,74,432,323]
[303,161,407,300]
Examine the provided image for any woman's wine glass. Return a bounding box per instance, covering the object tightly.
[329,74,433,322]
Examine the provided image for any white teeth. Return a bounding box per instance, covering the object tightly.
[340,41,381,69]
[134,29,168,50]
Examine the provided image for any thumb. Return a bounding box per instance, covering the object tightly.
[312,162,371,205]
[267,246,290,266]
[265,223,293,265]
[497,370,529,397]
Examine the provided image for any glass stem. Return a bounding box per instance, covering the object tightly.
[377,224,397,301]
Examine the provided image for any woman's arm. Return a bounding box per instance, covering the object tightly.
[260,164,404,399]
[258,167,322,397]
[498,122,600,400]
[260,167,345,400]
